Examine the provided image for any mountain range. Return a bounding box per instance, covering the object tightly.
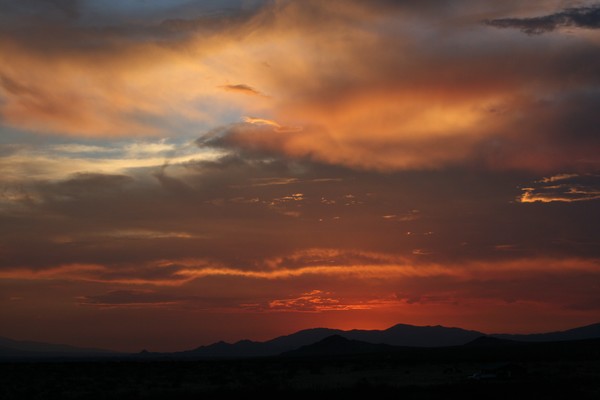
[170,322,600,359]
[281,334,600,362]
[2,322,599,360]
[172,324,484,359]
[0,336,118,359]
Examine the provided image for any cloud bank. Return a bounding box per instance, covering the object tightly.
[1,0,599,351]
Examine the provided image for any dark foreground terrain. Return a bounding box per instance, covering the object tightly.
[2,339,599,399]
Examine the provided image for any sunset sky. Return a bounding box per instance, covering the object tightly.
[1,0,599,352]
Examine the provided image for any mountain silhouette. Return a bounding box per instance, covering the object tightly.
[0,336,118,359]
[491,322,600,342]
[175,327,347,358]
[281,335,397,357]
[175,324,485,358]
[464,336,524,347]
[3,321,599,360]
[344,323,485,347]
[174,322,600,359]
[284,335,600,360]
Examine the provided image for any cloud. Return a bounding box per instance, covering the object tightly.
[1,151,598,279]
[78,289,184,308]
[518,174,600,203]
[243,117,303,133]
[0,140,221,182]
[192,1,599,172]
[0,0,597,173]
[485,5,600,34]
[262,290,374,312]
[0,0,81,21]
[0,5,272,136]
[52,172,134,193]
[47,0,80,18]
[4,246,599,288]
[0,255,448,287]
[221,84,264,96]
[101,229,200,240]
[3,255,600,322]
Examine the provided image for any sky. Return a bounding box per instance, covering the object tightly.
[0,0,599,352]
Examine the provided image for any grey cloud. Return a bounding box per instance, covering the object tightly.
[152,165,195,199]
[57,172,133,188]
[485,5,600,34]
[0,1,264,56]
[220,84,264,96]
[79,290,184,307]
[470,89,600,173]
[47,0,80,18]
[2,155,597,275]
[0,0,81,20]
[3,130,600,273]
[76,287,248,310]
[41,173,134,199]
[394,270,600,311]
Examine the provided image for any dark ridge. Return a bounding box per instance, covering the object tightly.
[0,337,118,360]
[464,336,524,347]
[281,335,396,357]
[492,322,600,343]
[3,321,599,360]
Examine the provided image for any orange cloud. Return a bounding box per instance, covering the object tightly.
[243,116,302,133]
[518,174,600,203]
[1,1,597,173]
[0,21,272,136]
[263,290,373,312]
[4,251,598,288]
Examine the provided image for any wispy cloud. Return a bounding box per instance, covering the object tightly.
[262,290,373,312]
[220,84,265,97]
[243,116,303,133]
[485,5,600,35]
[4,250,599,287]
[0,141,222,183]
[518,174,600,203]
[78,289,184,308]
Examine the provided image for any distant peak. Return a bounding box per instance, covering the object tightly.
[320,334,349,343]
[387,323,414,329]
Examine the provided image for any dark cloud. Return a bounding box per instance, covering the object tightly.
[518,174,600,203]
[78,290,184,307]
[1,150,598,277]
[0,0,81,20]
[76,287,250,311]
[220,84,264,96]
[47,0,80,18]
[54,173,134,192]
[394,268,600,311]
[485,5,600,34]
[152,165,195,199]
[32,173,135,203]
